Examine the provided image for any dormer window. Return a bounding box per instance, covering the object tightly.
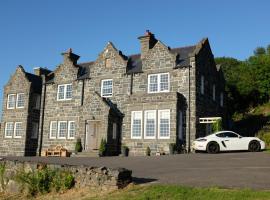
[57,84,72,101]
[101,79,113,97]
[148,73,169,93]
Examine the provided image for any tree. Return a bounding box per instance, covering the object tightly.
[254,47,266,56]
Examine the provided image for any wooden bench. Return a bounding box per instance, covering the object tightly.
[44,145,69,157]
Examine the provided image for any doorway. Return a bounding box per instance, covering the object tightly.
[85,121,99,151]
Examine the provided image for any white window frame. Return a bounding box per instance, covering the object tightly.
[68,121,75,139]
[200,76,204,95]
[101,79,113,97]
[49,121,57,139]
[148,73,170,93]
[112,123,117,140]
[31,122,39,139]
[144,110,156,139]
[14,122,23,138]
[5,122,14,138]
[16,93,25,108]
[7,94,16,109]
[58,121,67,139]
[57,84,72,101]
[131,111,143,139]
[158,109,170,139]
[213,84,216,101]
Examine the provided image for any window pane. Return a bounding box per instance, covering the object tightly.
[132,112,142,138]
[160,74,169,91]
[112,123,117,139]
[66,84,73,99]
[159,110,170,138]
[15,122,23,137]
[5,122,14,137]
[50,121,57,138]
[58,122,67,138]
[68,121,75,139]
[7,94,16,109]
[17,93,25,108]
[149,75,158,92]
[58,85,65,100]
[102,80,113,97]
[31,122,39,139]
[145,111,156,138]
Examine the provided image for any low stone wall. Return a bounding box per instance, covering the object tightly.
[0,159,132,194]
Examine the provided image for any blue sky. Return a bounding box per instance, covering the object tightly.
[0,0,270,117]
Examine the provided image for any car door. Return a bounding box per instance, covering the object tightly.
[222,132,242,150]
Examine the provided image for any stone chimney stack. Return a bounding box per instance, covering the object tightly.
[138,30,157,59]
[34,67,51,76]
[61,48,80,64]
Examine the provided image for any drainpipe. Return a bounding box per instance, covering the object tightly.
[38,75,46,156]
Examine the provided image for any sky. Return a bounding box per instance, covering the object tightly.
[0,0,270,117]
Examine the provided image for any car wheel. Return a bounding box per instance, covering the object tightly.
[207,142,220,154]
[248,140,261,152]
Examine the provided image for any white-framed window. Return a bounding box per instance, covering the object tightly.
[101,79,113,97]
[33,94,41,109]
[58,121,67,139]
[112,123,117,140]
[200,76,204,95]
[14,122,23,138]
[158,110,170,139]
[131,111,142,139]
[7,94,16,109]
[144,110,156,139]
[49,121,57,139]
[68,121,75,139]
[31,122,39,139]
[57,84,72,101]
[220,92,224,107]
[213,84,216,101]
[5,122,14,138]
[16,93,25,108]
[148,73,170,93]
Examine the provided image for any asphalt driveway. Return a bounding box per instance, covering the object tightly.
[4,152,270,190]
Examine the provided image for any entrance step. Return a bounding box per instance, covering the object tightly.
[71,150,99,157]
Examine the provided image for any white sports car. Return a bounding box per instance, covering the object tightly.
[192,131,266,153]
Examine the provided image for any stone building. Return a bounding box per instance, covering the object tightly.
[0,31,226,156]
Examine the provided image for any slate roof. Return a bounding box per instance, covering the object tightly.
[25,72,42,92]
[45,44,196,83]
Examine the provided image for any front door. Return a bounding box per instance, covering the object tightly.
[86,121,99,151]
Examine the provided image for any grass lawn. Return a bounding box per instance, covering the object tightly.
[2,184,270,200]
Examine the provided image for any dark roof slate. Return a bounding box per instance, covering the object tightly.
[25,72,42,92]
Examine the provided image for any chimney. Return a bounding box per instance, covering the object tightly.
[138,30,157,59]
[61,48,80,64]
[34,67,52,76]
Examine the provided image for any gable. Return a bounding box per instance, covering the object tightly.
[5,66,31,91]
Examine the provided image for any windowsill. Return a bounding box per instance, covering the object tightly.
[7,107,15,110]
[16,106,25,109]
[67,137,75,140]
[101,95,113,98]
[57,99,73,101]
[4,136,12,139]
[131,137,142,139]
[14,136,22,139]
[147,91,170,94]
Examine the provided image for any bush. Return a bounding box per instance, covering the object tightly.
[0,163,6,191]
[212,119,223,133]
[146,147,151,156]
[75,137,83,153]
[15,167,75,196]
[257,131,270,148]
[169,143,176,155]
[121,146,129,156]
[99,138,107,156]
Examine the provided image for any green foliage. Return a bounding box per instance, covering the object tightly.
[15,168,74,196]
[0,163,6,190]
[257,131,270,148]
[216,44,270,115]
[212,119,223,133]
[99,138,107,156]
[146,147,151,156]
[75,137,83,153]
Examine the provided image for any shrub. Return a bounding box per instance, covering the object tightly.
[99,138,107,156]
[212,119,223,133]
[15,167,75,196]
[0,163,6,191]
[121,146,129,156]
[146,147,151,156]
[75,137,83,153]
[169,143,176,155]
[257,131,270,148]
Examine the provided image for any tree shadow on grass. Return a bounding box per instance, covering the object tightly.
[232,114,270,136]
